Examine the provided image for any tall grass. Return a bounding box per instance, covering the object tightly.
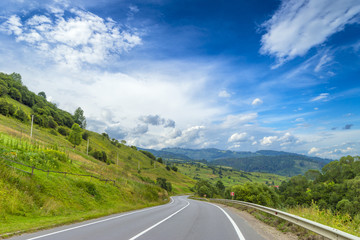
[287,203,360,237]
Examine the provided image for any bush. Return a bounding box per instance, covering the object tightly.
[82,131,89,140]
[15,108,29,122]
[156,178,172,192]
[0,100,9,115]
[49,129,58,136]
[9,87,22,101]
[58,126,69,136]
[0,84,8,96]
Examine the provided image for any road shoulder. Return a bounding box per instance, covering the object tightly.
[217,204,298,240]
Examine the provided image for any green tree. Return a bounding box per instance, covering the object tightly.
[0,84,8,96]
[9,87,22,101]
[68,123,82,147]
[82,131,89,140]
[74,107,86,129]
[38,91,47,99]
[58,126,69,136]
[0,100,9,115]
[15,108,29,122]
[10,72,22,83]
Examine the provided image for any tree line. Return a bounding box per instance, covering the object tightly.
[195,155,360,220]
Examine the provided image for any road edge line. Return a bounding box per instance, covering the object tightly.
[25,197,175,240]
[206,202,246,240]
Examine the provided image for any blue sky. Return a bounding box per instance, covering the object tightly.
[0,0,359,159]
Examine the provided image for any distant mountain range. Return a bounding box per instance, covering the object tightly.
[141,147,331,177]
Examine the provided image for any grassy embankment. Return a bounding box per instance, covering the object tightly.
[173,162,288,187]
[0,112,195,237]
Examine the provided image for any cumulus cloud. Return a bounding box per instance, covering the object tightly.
[260,136,278,146]
[252,98,263,106]
[132,124,149,135]
[228,132,248,143]
[260,132,299,147]
[0,8,141,68]
[218,90,231,98]
[260,0,360,65]
[139,114,176,128]
[105,124,128,140]
[311,93,329,102]
[308,147,319,155]
[222,113,257,128]
[164,125,206,148]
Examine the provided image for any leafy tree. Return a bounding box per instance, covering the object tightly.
[9,87,22,101]
[38,91,46,99]
[0,100,9,115]
[74,107,86,129]
[157,157,163,164]
[102,132,110,140]
[194,180,216,198]
[140,150,156,160]
[10,72,22,83]
[68,123,82,146]
[58,126,69,136]
[216,180,225,193]
[82,131,89,140]
[0,84,8,96]
[47,116,58,129]
[8,103,16,116]
[156,178,172,192]
[15,108,29,122]
[171,166,178,172]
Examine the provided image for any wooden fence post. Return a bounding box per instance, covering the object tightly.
[31,166,34,176]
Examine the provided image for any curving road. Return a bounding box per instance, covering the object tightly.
[9,196,266,240]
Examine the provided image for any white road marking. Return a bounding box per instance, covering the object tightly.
[24,197,175,240]
[129,200,190,240]
[207,202,246,240]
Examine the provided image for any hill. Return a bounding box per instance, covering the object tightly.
[0,72,195,236]
[143,147,331,176]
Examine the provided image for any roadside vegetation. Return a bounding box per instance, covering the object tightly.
[0,72,194,237]
[193,155,360,237]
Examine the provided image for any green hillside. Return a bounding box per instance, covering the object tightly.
[145,147,330,176]
[172,162,288,187]
[0,72,194,236]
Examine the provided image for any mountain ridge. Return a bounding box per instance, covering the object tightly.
[142,147,331,176]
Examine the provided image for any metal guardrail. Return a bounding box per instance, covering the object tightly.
[206,198,360,240]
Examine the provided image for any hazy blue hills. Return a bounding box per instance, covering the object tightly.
[142,147,332,177]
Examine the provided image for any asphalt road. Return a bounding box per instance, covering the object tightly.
[9,196,266,240]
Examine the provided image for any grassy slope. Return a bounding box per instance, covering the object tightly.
[173,162,288,187]
[0,114,194,236]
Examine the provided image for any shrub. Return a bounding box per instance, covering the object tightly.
[15,108,29,122]
[58,126,69,136]
[82,131,89,140]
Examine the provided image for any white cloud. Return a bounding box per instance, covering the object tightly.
[311,93,329,102]
[252,98,263,106]
[314,53,333,72]
[1,8,141,69]
[308,147,319,155]
[221,113,257,128]
[218,90,231,98]
[260,0,360,65]
[228,132,248,143]
[260,132,299,147]
[260,136,278,146]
